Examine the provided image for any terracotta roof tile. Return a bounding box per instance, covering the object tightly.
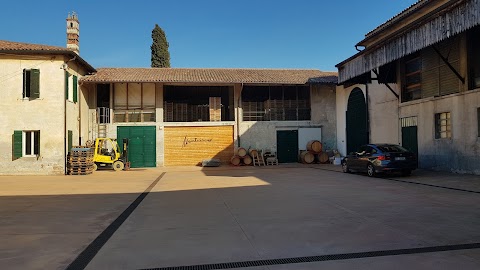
[80,68,338,85]
[0,40,72,52]
[0,40,96,73]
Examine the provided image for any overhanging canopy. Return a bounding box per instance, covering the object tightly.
[337,0,480,83]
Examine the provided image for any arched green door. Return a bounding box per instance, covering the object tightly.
[346,88,368,154]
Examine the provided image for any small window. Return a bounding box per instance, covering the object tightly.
[13,130,40,157]
[435,112,451,139]
[24,131,40,156]
[402,56,422,102]
[65,72,78,103]
[23,69,40,99]
[468,26,480,90]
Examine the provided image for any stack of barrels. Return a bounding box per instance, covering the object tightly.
[300,140,329,164]
[231,147,253,166]
[67,147,95,175]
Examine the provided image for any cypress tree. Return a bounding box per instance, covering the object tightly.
[151,24,171,68]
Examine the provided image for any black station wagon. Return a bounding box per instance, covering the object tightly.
[342,144,417,177]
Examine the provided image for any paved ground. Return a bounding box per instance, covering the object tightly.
[0,165,480,270]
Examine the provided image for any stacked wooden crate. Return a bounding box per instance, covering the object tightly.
[164,102,174,122]
[67,147,94,175]
[265,100,284,120]
[209,97,222,121]
[175,103,188,121]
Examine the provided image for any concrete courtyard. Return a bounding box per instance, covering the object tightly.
[0,165,480,269]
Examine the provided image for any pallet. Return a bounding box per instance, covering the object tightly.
[70,148,94,157]
[67,163,94,168]
[67,166,93,171]
[67,170,93,175]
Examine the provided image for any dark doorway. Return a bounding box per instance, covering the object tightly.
[97,84,110,124]
[277,130,299,163]
[402,126,418,157]
[346,88,368,154]
[97,84,110,108]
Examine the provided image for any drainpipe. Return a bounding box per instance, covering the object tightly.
[79,80,82,146]
[365,83,370,144]
[64,70,67,175]
[236,83,243,147]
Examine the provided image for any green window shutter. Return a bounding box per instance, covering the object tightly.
[73,75,78,103]
[30,69,40,99]
[13,131,22,160]
[68,130,73,153]
[23,69,27,98]
[65,71,69,100]
[34,131,40,156]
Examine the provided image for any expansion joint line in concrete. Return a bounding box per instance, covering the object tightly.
[138,242,480,270]
[65,172,167,270]
[222,200,266,267]
[310,167,480,194]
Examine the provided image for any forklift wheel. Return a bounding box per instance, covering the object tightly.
[92,163,98,171]
[113,161,124,171]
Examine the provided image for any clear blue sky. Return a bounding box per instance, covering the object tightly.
[0,0,417,71]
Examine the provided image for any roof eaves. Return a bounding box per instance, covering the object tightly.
[0,49,96,73]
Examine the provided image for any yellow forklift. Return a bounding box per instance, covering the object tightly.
[91,138,129,171]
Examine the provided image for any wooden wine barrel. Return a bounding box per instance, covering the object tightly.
[306,140,322,153]
[231,155,241,166]
[249,149,258,156]
[318,152,329,163]
[300,151,315,164]
[237,147,247,157]
[243,155,253,165]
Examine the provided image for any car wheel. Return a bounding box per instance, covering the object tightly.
[342,162,350,173]
[401,170,412,176]
[367,164,376,177]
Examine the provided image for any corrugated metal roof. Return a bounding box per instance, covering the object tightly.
[0,40,96,73]
[337,0,479,83]
[364,0,428,39]
[80,68,338,85]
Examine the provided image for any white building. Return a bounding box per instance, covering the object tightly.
[336,0,480,174]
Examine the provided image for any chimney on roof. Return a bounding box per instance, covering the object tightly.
[66,12,80,54]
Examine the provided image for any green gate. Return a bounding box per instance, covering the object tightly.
[401,116,418,158]
[346,88,369,154]
[117,126,156,168]
[277,130,299,163]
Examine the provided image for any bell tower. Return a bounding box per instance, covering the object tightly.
[66,12,80,54]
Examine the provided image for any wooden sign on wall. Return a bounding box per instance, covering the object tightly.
[164,126,234,166]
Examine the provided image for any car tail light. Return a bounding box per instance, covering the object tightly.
[377,155,390,161]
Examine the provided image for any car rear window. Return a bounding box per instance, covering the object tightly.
[377,145,408,152]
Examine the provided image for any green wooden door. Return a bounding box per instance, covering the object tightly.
[277,130,299,163]
[402,126,418,156]
[346,88,369,154]
[117,126,156,168]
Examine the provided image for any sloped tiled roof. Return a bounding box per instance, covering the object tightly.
[80,68,338,85]
[0,40,96,72]
[0,40,72,52]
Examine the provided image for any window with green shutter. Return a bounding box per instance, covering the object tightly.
[12,131,22,160]
[65,71,69,100]
[23,69,40,99]
[73,75,78,103]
